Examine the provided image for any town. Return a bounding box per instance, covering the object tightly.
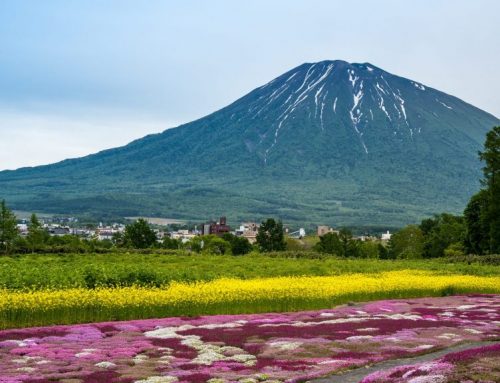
[14,214,392,245]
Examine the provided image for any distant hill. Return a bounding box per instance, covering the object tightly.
[1,60,498,226]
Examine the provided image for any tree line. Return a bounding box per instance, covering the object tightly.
[377,126,499,259]
[0,205,287,256]
[1,127,498,257]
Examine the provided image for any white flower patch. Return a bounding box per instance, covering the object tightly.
[12,358,29,364]
[207,379,227,383]
[198,321,247,330]
[268,341,303,351]
[437,333,459,340]
[345,335,373,341]
[16,366,36,372]
[317,359,344,365]
[379,314,423,321]
[407,375,447,383]
[192,346,226,365]
[319,312,335,317]
[414,344,434,351]
[11,356,42,364]
[146,323,256,367]
[144,325,195,339]
[440,312,454,317]
[477,308,497,312]
[456,305,477,310]
[463,328,482,334]
[191,342,256,366]
[417,362,444,372]
[133,354,149,364]
[238,378,258,383]
[95,361,116,369]
[157,355,174,365]
[291,317,369,327]
[75,349,96,358]
[357,327,379,332]
[134,376,178,383]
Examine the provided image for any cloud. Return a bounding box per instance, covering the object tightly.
[0,108,178,170]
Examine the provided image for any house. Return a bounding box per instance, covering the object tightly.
[201,216,231,236]
[236,222,259,244]
[317,225,339,237]
[381,231,392,241]
[16,223,28,236]
[48,226,70,236]
[170,230,196,243]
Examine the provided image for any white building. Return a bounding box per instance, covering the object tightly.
[381,231,392,241]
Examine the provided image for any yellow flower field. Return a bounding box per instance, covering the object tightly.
[1,270,499,329]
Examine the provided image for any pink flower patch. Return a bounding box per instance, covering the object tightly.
[0,295,498,382]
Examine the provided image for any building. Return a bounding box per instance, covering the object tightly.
[236,222,259,244]
[16,223,28,236]
[201,216,231,236]
[381,231,392,241]
[317,225,339,237]
[48,226,70,236]
[170,229,196,243]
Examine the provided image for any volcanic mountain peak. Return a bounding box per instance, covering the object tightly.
[0,60,498,225]
[229,59,448,164]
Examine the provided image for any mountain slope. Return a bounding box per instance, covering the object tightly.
[1,60,498,226]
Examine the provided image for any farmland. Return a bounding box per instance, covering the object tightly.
[0,253,499,329]
[0,252,498,291]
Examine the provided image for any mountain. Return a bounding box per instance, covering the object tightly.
[0,60,498,227]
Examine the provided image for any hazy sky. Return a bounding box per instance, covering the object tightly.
[0,0,498,170]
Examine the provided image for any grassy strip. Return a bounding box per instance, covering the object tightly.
[1,253,499,290]
[1,270,499,329]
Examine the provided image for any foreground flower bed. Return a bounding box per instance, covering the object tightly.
[1,270,500,329]
[361,343,500,383]
[0,295,498,383]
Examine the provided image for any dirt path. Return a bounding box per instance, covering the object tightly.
[311,341,498,383]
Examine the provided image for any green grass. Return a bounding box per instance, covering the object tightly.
[0,252,498,291]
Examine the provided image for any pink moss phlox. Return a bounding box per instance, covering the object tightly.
[0,294,498,382]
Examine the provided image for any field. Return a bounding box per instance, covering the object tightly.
[0,295,498,382]
[0,252,498,290]
[0,253,499,329]
[1,252,498,382]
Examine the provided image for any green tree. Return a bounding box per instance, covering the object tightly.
[377,243,390,259]
[256,218,286,252]
[464,189,489,254]
[204,236,231,255]
[123,219,157,249]
[111,231,125,247]
[315,229,360,257]
[0,200,18,254]
[187,236,204,253]
[479,126,500,253]
[315,232,342,255]
[338,228,360,257]
[26,213,47,253]
[420,214,465,258]
[162,236,181,250]
[222,233,252,255]
[358,241,380,258]
[388,225,424,259]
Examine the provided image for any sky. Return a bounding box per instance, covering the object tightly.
[0,0,499,170]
